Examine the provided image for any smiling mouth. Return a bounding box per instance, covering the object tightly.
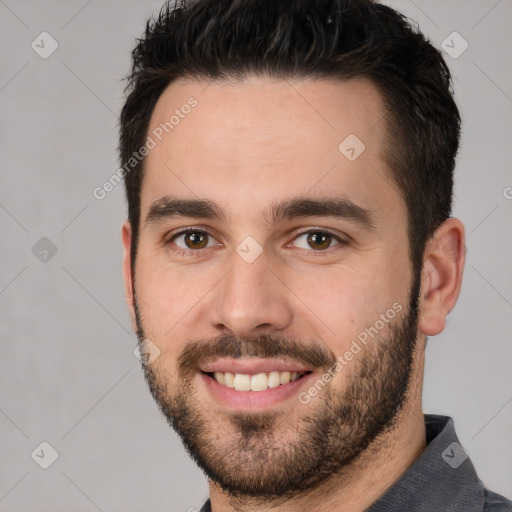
[202,370,313,392]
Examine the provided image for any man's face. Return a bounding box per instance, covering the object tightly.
[124,77,421,499]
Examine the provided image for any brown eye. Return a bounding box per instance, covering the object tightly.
[169,230,216,254]
[183,231,209,249]
[292,230,344,253]
[307,232,332,250]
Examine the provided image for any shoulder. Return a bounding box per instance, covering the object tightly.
[484,488,512,511]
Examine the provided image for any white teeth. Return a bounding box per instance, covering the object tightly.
[250,373,268,391]
[268,371,281,388]
[210,370,307,391]
[233,373,251,391]
[224,372,235,388]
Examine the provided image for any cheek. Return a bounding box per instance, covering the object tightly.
[134,250,200,340]
[292,262,408,351]
[134,279,190,369]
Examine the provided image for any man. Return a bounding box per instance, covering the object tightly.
[118,0,512,510]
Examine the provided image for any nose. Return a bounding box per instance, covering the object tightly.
[208,248,294,339]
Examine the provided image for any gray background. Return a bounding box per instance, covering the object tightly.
[1,1,511,511]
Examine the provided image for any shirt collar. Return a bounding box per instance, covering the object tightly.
[367,414,485,511]
[199,414,485,512]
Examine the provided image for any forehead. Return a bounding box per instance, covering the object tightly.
[140,76,401,225]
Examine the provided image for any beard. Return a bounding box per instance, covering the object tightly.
[133,272,421,504]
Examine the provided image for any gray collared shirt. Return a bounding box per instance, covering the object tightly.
[199,414,512,511]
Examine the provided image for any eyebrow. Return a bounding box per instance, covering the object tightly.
[145,195,375,231]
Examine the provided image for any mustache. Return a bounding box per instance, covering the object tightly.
[176,333,337,375]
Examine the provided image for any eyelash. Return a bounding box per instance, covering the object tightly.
[165,227,348,258]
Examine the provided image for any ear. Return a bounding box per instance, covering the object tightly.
[121,221,137,332]
[418,218,466,336]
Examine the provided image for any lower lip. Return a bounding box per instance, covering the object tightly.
[199,371,316,411]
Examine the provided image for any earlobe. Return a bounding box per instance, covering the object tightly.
[418,218,466,337]
[121,221,137,331]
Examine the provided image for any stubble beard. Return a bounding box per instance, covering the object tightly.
[134,273,421,503]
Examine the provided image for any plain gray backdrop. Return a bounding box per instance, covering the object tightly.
[1,1,511,511]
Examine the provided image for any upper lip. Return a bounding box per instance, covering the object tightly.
[199,358,313,375]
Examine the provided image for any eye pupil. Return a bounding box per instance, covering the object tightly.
[307,232,331,250]
[185,232,208,249]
